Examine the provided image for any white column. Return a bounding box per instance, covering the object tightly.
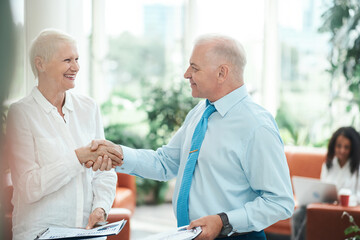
[183,0,198,61]
[89,0,107,102]
[24,0,88,95]
[261,0,279,116]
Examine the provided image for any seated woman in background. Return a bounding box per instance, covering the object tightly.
[6,29,123,240]
[291,126,360,240]
[321,126,360,203]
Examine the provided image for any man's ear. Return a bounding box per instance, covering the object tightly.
[35,56,46,73]
[217,64,229,83]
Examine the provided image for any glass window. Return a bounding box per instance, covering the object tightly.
[277,0,332,145]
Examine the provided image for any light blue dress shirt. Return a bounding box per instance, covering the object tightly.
[116,85,294,232]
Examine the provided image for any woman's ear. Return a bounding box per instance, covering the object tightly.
[217,64,229,83]
[35,56,45,73]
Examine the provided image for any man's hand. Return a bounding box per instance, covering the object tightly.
[187,215,223,240]
[90,139,124,167]
[75,139,123,171]
[86,207,106,229]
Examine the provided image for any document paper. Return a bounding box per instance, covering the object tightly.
[35,220,126,239]
[143,226,202,240]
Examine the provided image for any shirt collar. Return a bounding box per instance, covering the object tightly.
[31,87,74,113]
[211,84,248,117]
[334,157,350,169]
[63,91,74,112]
[31,87,55,114]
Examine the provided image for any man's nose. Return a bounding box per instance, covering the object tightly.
[184,67,190,79]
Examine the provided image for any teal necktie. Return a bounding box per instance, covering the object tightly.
[176,100,216,227]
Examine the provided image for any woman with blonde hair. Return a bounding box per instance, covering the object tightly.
[6,29,122,240]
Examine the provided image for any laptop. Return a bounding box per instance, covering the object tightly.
[292,176,338,206]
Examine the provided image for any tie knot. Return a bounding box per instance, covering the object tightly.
[202,104,216,119]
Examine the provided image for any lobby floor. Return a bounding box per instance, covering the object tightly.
[130,203,289,240]
[130,203,177,240]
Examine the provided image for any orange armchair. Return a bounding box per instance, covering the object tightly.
[265,147,326,237]
[107,172,136,240]
[306,203,360,240]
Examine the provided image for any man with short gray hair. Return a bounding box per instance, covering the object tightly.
[93,34,294,240]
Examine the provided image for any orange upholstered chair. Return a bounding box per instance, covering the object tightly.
[264,147,326,237]
[107,172,136,240]
[307,203,360,240]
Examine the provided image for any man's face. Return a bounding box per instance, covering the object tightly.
[184,44,219,101]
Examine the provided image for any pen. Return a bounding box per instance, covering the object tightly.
[34,228,49,239]
[94,221,108,227]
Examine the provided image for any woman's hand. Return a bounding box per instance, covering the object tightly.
[86,207,106,229]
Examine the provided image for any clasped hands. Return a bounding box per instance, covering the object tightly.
[75,139,123,171]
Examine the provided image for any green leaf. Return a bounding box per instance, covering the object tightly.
[345,226,360,235]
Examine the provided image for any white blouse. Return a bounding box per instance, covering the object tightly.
[6,87,117,240]
[321,157,360,204]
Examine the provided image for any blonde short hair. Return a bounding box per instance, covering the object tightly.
[29,29,76,78]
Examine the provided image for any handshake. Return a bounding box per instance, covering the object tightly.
[75,139,123,171]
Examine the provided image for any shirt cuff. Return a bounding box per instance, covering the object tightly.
[115,145,138,173]
[227,207,249,233]
[65,150,84,176]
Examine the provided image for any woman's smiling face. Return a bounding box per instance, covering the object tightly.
[335,135,351,164]
[42,42,80,91]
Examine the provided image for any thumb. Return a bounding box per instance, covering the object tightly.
[86,219,94,230]
[188,219,201,230]
[187,222,195,230]
[90,140,99,151]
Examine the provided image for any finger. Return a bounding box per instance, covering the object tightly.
[96,145,123,166]
[92,156,102,171]
[85,160,94,168]
[86,223,92,229]
[188,219,202,230]
[105,154,122,166]
[90,140,98,151]
[188,222,195,230]
[117,158,124,167]
[91,139,107,151]
[106,158,112,171]
[86,217,95,229]
[105,145,123,160]
[100,155,109,171]
[107,148,124,166]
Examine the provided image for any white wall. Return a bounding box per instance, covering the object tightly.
[24,0,90,96]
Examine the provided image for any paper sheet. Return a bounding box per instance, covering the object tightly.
[142,226,202,240]
[35,220,126,240]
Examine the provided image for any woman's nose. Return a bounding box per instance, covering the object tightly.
[71,61,80,71]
